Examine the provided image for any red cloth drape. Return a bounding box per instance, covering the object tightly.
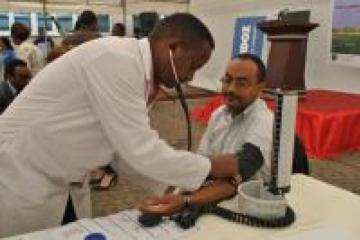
[191,90,360,159]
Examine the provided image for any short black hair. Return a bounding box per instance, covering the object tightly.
[4,59,27,78]
[74,10,98,31]
[112,23,126,36]
[11,22,30,42]
[233,53,266,82]
[149,13,215,49]
[113,23,125,31]
[0,37,13,50]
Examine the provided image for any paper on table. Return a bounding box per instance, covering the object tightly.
[16,222,89,240]
[105,209,200,240]
[15,209,199,240]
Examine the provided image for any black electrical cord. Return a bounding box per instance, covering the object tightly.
[195,204,295,228]
[139,202,295,229]
[170,203,295,229]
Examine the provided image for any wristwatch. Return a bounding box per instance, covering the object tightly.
[183,195,192,208]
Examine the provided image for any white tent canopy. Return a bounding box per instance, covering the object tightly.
[1,0,189,37]
[1,0,189,15]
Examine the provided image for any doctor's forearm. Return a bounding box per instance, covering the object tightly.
[209,154,239,178]
[208,143,265,181]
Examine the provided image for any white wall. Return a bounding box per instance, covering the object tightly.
[190,0,360,94]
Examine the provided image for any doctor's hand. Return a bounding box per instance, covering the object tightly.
[137,194,185,216]
[209,154,238,178]
[137,179,238,217]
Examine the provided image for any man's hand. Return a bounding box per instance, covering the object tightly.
[209,154,238,178]
[137,194,185,216]
[137,179,238,216]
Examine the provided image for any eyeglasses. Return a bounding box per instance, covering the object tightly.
[220,76,252,88]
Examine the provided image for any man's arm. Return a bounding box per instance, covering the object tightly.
[138,143,265,216]
[137,178,237,216]
[209,154,238,178]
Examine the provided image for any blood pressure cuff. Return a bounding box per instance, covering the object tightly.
[235,142,264,182]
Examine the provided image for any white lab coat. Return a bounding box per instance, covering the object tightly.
[0,37,210,237]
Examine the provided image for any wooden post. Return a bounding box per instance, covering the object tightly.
[257,20,318,92]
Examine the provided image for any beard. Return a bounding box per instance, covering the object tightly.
[223,92,247,116]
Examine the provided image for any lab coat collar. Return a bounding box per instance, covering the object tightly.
[138,38,154,102]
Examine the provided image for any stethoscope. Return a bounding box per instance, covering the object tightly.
[138,49,195,226]
[169,49,192,151]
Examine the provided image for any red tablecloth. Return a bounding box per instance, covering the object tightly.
[191,90,360,159]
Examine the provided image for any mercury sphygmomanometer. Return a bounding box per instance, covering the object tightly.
[139,90,299,229]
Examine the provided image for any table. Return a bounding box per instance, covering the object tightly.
[188,174,360,239]
[4,175,360,239]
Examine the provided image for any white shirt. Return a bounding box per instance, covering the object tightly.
[0,37,210,237]
[14,40,44,75]
[198,98,274,182]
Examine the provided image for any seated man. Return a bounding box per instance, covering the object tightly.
[138,53,273,215]
[0,58,31,114]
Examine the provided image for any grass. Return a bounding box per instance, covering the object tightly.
[332,33,360,54]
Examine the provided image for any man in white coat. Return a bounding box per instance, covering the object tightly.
[0,13,238,237]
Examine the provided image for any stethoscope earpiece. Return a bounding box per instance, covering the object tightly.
[169,49,180,85]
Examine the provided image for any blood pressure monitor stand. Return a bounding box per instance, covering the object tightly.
[237,89,298,220]
[236,14,318,221]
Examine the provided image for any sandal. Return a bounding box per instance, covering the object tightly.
[92,172,118,191]
[90,169,106,185]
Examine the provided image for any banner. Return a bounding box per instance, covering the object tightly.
[331,0,360,67]
[232,16,266,58]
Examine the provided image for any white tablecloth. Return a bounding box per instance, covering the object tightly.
[3,174,360,239]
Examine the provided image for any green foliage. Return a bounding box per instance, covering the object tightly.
[332,33,360,54]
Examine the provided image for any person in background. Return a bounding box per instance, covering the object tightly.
[34,27,55,58]
[134,27,140,39]
[10,22,45,75]
[0,37,17,81]
[0,37,17,66]
[46,45,72,64]
[0,58,32,114]
[112,23,126,37]
[62,10,101,47]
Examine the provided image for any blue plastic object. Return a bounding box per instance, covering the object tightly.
[84,232,107,240]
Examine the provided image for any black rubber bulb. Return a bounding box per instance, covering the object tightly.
[138,213,163,227]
